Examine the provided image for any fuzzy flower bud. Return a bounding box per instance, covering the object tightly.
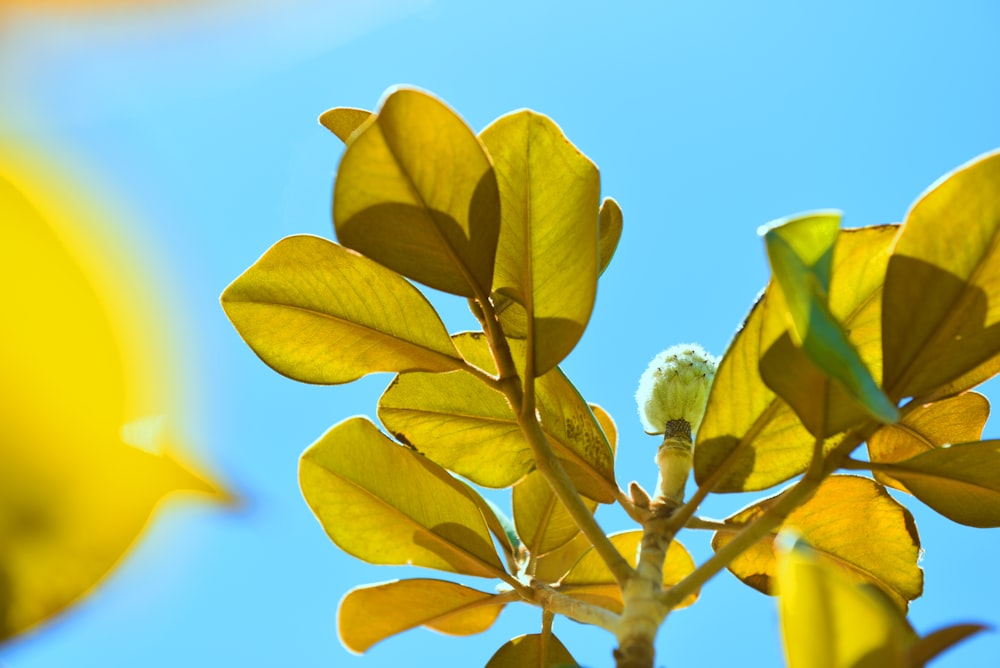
[636,344,717,436]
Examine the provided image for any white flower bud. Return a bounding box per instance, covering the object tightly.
[636,344,717,436]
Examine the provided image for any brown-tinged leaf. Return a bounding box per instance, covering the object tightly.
[713,475,922,608]
[318,107,372,143]
[485,633,577,668]
[338,579,514,653]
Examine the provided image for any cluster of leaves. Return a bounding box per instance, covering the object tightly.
[222,86,1000,667]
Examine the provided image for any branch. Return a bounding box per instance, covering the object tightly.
[528,581,620,633]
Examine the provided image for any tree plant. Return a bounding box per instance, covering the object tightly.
[221,86,1000,667]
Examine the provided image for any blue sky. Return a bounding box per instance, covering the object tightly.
[2,0,1000,666]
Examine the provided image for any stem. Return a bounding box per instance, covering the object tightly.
[615,514,672,668]
[529,581,620,633]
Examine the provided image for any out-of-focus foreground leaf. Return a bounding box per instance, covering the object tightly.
[299,417,507,578]
[777,537,985,668]
[874,440,1000,528]
[867,392,990,492]
[221,234,462,384]
[696,225,898,492]
[338,579,516,653]
[882,149,1000,401]
[480,110,600,376]
[1,169,222,641]
[485,633,577,668]
[378,333,616,501]
[712,475,922,609]
[333,88,501,298]
[560,531,697,612]
[761,212,897,432]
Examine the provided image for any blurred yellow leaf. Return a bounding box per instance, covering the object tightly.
[378,333,616,501]
[1,166,221,641]
[867,392,989,492]
[338,579,514,653]
[907,623,990,666]
[333,88,501,297]
[318,107,372,143]
[882,149,1000,400]
[875,440,1000,528]
[480,110,600,376]
[221,234,462,384]
[561,531,697,612]
[485,633,577,668]
[777,536,914,668]
[712,476,922,609]
[298,417,506,578]
[696,226,897,491]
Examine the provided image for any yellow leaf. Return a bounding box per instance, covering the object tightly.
[598,197,623,275]
[907,623,989,666]
[882,149,1000,400]
[480,110,600,376]
[696,225,897,491]
[318,107,372,143]
[875,440,1000,528]
[513,472,598,558]
[533,533,592,584]
[777,536,914,668]
[298,417,507,578]
[338,579,514,653]
[485,633,577,668]
[561,531,697,612]
[0,159,222,641]
[378,333,616,501]
[713,476,922,608]
[222,234,462,384]
[333,88,501,297]
[868,392,990,492]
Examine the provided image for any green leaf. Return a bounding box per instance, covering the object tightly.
[333,87,501,297]
[882,149,1000,400]
[485,633,577,668]
[762,212,898,428]
[867,392,990,492]
[378,333,616,501]
[221,234,461,384]
[696,225,898,491]
[874,440,1000,527]
[338,579,514,653]
[318,107,372,143]
[561,531,697,612]
[712,475,923,609]
[298,417,507,578]
[777,535,915,668]
[480,110,600,376]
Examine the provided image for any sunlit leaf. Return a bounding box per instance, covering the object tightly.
[762,212,898,430]
[485,633,577,668]
[696,226,898,491]
[561,531,697,611]
[777,535,914,668]
[533,533,592,584]
[378,333,616,501]
[0,168,223,641]
[907,623,990,666]
[338,579,514,653]
[712,475,922,608]
[480,110,600,376]
[298,417,506,578]
[598,197,623,275]
[333,88,501,297]
[514,472,598,558]
[319,107,372,143]
[882,149,1000,400]
[874,440,1000,528]
[222,234,462,384]
[867,392,990,492]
